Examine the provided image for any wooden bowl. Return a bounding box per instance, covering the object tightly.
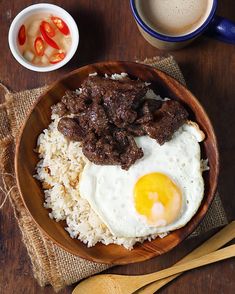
[15,61,219,265]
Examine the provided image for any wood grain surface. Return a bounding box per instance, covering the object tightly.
[0,0,235,293]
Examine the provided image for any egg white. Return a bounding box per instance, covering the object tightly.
[79,122,205,238]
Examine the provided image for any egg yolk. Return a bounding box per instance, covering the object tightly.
[134,173,182,226]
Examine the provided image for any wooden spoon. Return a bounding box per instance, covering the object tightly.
[73,222,235,294]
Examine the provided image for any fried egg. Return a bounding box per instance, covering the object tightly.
[79,121,205,238]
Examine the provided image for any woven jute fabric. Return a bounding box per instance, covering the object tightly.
[0,56,227,292]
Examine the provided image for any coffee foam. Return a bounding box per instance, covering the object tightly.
[136,0,213,37]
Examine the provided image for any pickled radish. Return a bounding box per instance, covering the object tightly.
[23,50,34,62]
[60,36,72,51]
[44,46,54,57]
[34,56,41,64]
[41,55,49,64]
[27,21,41,37]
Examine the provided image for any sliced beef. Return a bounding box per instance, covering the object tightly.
[61,90,91,114]
[77,103,109,135]
[57,117,84,141]
[103,90,138,127]
[143,100,188,145]
[87,103,109,134]
[55,75,189,170]
[82,135,121,166]
[83,130,143,170]
[119,136,143,170]
[136,99,162,124]
[125,124,146,136]
[83,76,148,128]
[82,76,148,102]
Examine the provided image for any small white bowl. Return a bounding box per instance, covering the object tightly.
[8,3,79,72]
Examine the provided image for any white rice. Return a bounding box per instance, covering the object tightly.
[35,75,170,249]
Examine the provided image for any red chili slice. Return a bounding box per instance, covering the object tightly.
[18,25,26,46]
[49,52,65,64]
[40,25,59,49]
[41,21,55,37]
[51,16,70,35]
[34,37,45,56]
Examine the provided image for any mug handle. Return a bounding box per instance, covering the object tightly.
[205,15,235,44]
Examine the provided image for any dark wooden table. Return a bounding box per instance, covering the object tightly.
[0,1,235,293]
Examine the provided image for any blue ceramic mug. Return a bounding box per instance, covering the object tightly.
[130,0,235,50]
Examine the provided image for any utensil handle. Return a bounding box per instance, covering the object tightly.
[137,221,235,294]
[138,244,235,290]
[205,15,235,44]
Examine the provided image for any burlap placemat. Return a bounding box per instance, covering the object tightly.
[0,56,227,292]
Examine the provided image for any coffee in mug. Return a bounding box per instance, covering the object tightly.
[131,0,235,50]
[136,0,213,37]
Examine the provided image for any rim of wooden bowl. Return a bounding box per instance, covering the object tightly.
[15,61,219,264]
